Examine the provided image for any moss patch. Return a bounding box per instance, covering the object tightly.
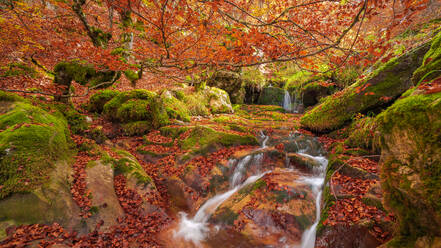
[412,30,441,85]
[179,126,258,151]
[375,90,441,242]
[300,43,430,132]
[88,89,120,113]
[0,97,71,199]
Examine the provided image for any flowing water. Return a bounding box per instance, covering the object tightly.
[283,90,292,112]
[283,90,303,113]
[174,131,328,248]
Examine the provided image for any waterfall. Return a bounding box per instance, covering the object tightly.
[174,131,328,248]
[283,90,292,112]
[174,133,270,245]
[297,154,328,248]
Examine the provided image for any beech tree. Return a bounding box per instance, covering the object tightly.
[0,0,430,98]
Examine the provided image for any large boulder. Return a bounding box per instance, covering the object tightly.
[300,43,430,132]
[376,89,441,247]
[0,92,80,238]
[300,81,336,107]
[207,70,245,104]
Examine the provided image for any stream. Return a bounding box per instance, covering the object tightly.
[173,130,328,248]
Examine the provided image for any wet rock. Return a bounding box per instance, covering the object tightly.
[288,153,321,172]
[211,168,316,247]
[316,224,381,248]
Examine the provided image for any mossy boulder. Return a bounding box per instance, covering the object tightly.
[257,87,285,106]
[376,90,441,246]
[412,30,441,85]
[345,116,379,152]
[203,87,234,114]
[160,90,191,122]
[300,82,336,107]
[102,89,157,120]
[0,93,82,237]
[179,126,258,151]
[92,89,169,133]
[54,61,118,88]
[0,161,82,239]
[0,99,71,198]
[207,70,245,104]
[300,43,431,132]
[88,89,120,113]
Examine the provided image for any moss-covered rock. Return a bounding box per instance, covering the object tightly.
[88,89,120,113]
[160,90,191,122]
[54,61,118,88]
[300,82,336,107]
[300,43,431,132]
[412,30,441,85]
[102,89,157,120]
[375,90,441,246]
[0,161,82,239]
[179,126,258,151]
[257,87,285,105]
[203,87,234,114]
[345,116,379,152]
[207,70,245,104]
[122,121,152,136]
[0,99,71,199]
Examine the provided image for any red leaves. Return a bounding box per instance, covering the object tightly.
[418,76,441,94]
[71,136,98,218]
[185,145,254,177]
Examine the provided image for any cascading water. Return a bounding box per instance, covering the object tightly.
[283,90,303,114]
[283,90,292,112]
[174,134,270,245]
[174,131,328,248]
[296,154,328,248]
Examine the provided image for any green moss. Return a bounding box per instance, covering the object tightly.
[160,91,191,122]
[122,121,151,136]
[54,61,118,87]
[0,101,71,199]
[116,99,151,122]
[300,44,430,132]
[412,31,441,85]
[1,62,37,78]
[345,116,379,151]
[50,103,89,135]
[376,91,441,241]
[124,69,139,82]
[102,89,157,120]
[159,126,191,138]
[0,91,25,103]
[182,93,210,116]
[105,150,153,185]
[180,126,258,151]
[88,89,120,113]
[211,207,239,225]
[150,96,170,128]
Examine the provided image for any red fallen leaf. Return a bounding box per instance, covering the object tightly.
[373,226,382,233]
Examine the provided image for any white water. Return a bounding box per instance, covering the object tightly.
[283,90,292,112]
[174,132,328,248]
[297,154,328,248]
[175,133,270,245]
[283,90,303,114]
